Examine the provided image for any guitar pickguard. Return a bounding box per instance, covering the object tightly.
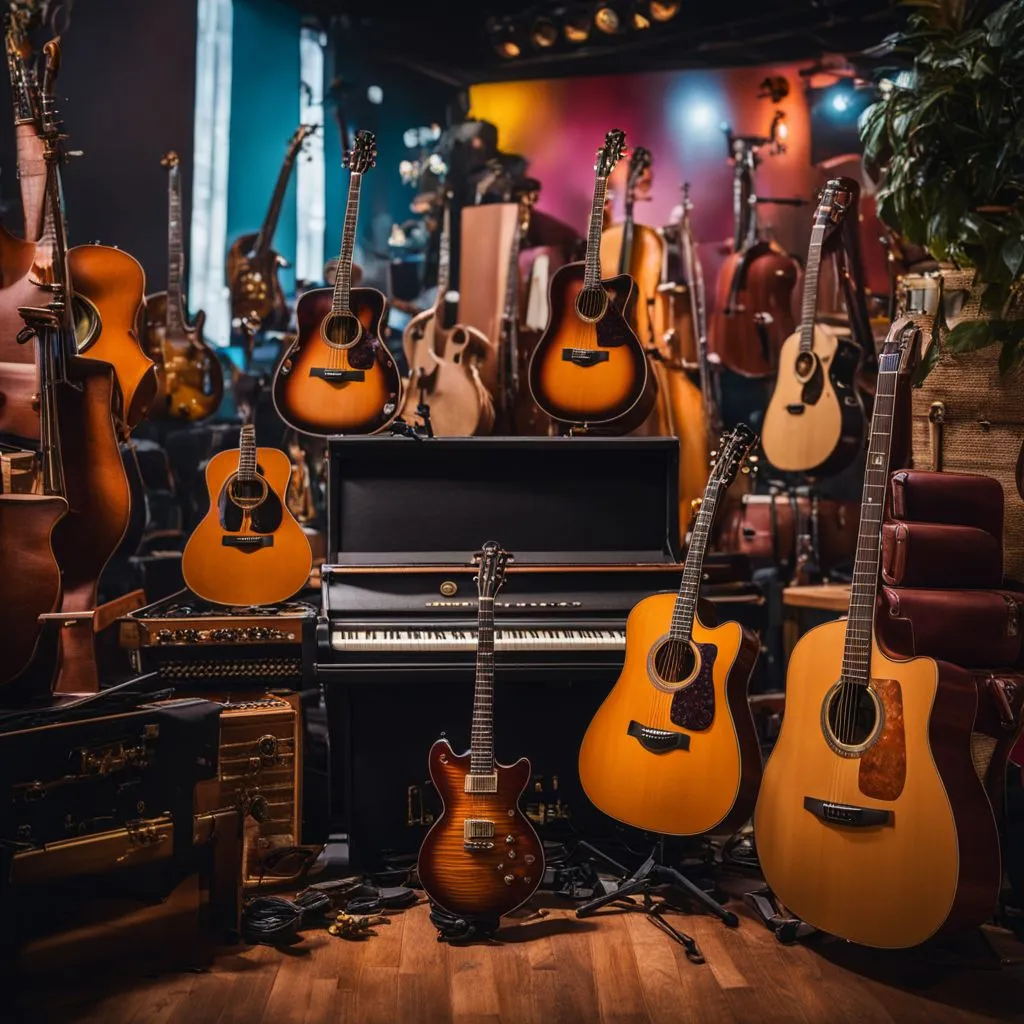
[669,642,717,731]
[858,678,907,801]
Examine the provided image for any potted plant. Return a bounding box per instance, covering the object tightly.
[860,0,1024,375]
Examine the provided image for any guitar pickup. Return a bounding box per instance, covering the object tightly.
[561,349,609,368]
[785,404,805,415]
[803,796,892,827]
[310,368,366,382]
[464,819,495,839]
[464,772,498,794]
[627,720,690,753]
[222,536,274,550]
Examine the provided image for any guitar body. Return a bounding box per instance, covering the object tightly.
[761,325,865,475]
[579,594,761,835]
[226,233,289,332]
[272,287,401,436]
[0,493,65,688]
[69,244,157,430]
[144,292,224,421]
[754,621,1002,947]
[528,263,655,430]
[417,739,544,918]
[659,364,709,538]
[601,222,664,350]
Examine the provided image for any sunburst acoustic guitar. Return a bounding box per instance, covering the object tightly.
[754,320,1003,948]
[182,424,312,606]
[417,542,544,923]
[527,130,656,433]
[272,129,401,437]
[578,424,761,836]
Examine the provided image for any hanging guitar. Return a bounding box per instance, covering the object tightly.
[226,124,316,333]
[143,151,224,421]
[527,130,656,433]
[182,423,312,606]
[761,178,865,476]
[417,542,544,923]
[578,425,761,836]
[755,320,1003,948]
[272,129,401,436]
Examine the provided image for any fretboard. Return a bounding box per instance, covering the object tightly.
[252,147,297,258]
[469,594,495,774]
[166,163,185,332]
[330,171,361,315]
[436,199,451,304]
[668,476,721,642]
[237,425,257,482]
[618,200,634,276]
[840,358,900,685]
[798,220,827,354]
[583,174,609,289]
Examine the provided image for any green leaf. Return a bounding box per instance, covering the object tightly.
[1002,233,1024,280]
[998,337,1023,375]
[912,334,943,385]
[946,318,997,352]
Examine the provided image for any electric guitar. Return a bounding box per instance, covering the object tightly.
[578,425,761,836]
[272,129,401,436]
[761,178,865,475]
[182,424,312,606]
[527,130,656,432]
[417,542,544,921]
[144,151,224,421]
[754,320,1003,948]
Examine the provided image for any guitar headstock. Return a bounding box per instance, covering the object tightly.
[345,129,377,175]
[709,423,759,487]
[288,123,317,159]
[879,318,920,377]
[814,177,859,244]
[595,129,626,178]
[474,541,510,599]
[161,150,179,170]
[39,35,62,145]
[627,146,652,198]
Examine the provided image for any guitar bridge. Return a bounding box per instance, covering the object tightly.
[464,773,498,794]
[561,348,609,368]
[310,368,366,383]
[803,796,892,828]
[627,720,690,753]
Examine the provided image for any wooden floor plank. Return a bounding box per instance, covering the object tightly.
[589,910,650,1024]
[399,899,452,1024]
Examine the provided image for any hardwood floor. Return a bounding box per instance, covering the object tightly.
[14,894,1024,1023]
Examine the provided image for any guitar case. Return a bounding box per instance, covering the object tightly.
[888,469,1005,536]
[881,521,1002,589]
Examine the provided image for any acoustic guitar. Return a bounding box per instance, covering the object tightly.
[417,542,544,921]
[272,129,402,437]
[761,178,865,476]
[226,124,316,333]
[527,130,655,433]
[578,425,761,836]
[754,321,1002,948]
[182,424,312,607]
[144,151,224,421]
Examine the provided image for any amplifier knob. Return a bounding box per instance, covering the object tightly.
[257,734,279,759]
[248,794,271,822]
[440,580,458,597]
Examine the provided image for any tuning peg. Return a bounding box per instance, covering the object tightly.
[747,454,760,463]
[709,449,718,459]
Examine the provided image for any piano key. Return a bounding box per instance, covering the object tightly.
[329,627,626,653]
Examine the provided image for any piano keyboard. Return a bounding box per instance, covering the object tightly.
[331,627,626,653]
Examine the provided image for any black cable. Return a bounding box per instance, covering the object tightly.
[241,889,333,945]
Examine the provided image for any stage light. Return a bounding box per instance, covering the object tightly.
[690,102,714,128]
[563,7,591,43]
[595,3,626,35]
[650,0,681,20]
[488,17,523,58]
[831,91,851,113]
[531,16,559,48]
[632,9,651,29]
[366,85,383,105]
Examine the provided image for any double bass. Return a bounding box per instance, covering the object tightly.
[708,114,799,379]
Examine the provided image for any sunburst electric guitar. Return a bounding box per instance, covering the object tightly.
[182,424,312,606]
[579,424,762,835]
[417,543,544,922]
[754,320,1003,948]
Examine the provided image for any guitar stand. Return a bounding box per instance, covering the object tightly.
[428,900,500,944]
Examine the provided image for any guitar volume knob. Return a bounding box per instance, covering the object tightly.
[503,874,514,885]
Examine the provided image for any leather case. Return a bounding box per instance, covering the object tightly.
[876,586,1024,668]
[888,469,1004,538]
[881,521,1003,589]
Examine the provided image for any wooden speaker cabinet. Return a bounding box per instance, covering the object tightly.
[193,695,303,889]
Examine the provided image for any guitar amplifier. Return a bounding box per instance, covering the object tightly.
[119,590,317,689]
[193,695,303,889]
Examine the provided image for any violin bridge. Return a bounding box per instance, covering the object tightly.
[464,772,498,794]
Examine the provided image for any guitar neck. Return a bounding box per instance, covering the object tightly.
[166,163,186,332]
[583,172,610,289]
[436,199,451,306]
[252,146,299,258]
[237,425,257,482]
[618,199,634,276]
[798,221,827,354]
[330,171,362,314]
[469,594,496,774]
[668,474,721,642]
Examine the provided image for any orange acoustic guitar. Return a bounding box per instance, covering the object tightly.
[527,130,656,433]
[417,542,544,922]
[754,321,1003,948]
[182,424,312,607]
[273,129,401,436]
[579,424,761,836]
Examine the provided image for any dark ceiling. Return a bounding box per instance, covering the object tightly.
[284,0,901,84]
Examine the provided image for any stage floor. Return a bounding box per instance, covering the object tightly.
[19,895,1024,1023]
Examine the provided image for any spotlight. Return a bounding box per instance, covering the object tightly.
[531,16,559,48]
[487,17,523,59]
[563,7,591,43]
[831,90,851,113]
[649,0,681,20]
[632,2,652,30]
[366,85,383,105]
[690,102,714,128]
[594,3,625,35]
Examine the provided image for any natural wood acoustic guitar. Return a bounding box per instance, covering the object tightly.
[578,424,762,836]
[272,130,401,436]
[527,130,655,433]
[183,424,312,607]
[761,178,865,476]
[417,542,544,921]
[754,321,1003,948]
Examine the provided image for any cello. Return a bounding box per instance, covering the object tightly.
[708,113,799,379]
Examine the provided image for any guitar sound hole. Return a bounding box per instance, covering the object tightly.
[653,638,696,684]
[575,285,608,323]
[228,475,267,510]
[825,683,880,750]
[322,312,362,348]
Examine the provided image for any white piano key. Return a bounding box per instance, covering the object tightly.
[329,627,626,653]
